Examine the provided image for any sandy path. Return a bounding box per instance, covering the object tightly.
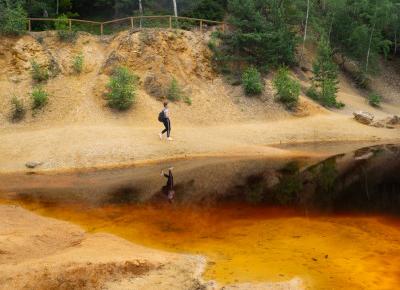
[0,114,399,172]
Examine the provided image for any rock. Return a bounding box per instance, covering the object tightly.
[25,161,43,169]
[387,115,400,125]
[353,111,374,125]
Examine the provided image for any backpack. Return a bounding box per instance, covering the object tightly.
[158,110,165,122]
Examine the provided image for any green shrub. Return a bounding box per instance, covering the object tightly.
[55,14,77,42]
[106,66,138,110]
[10,96,25,122]
[273,67,300,109]
[242,67,263,96]
[184,96,192,106]
[368,93,381,107]
[167,78,185,102]
[0,4,27,35]
[72,53,84,74]
[31,86,49,110]
[31,60,50,82]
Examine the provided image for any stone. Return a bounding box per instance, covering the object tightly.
[25,161,43,169]
[387,115,400,125]
[353,111,374,125]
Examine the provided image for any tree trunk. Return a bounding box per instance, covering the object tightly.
[139,0,143,28]
[56,0,59,15]
[365,22,375,72]
[300,0,310,64]
[394,30,397,56]
[172,0,178,17]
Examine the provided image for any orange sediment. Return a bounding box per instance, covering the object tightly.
[4,199,400,289]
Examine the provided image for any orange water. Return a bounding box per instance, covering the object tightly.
[5,199,400,289]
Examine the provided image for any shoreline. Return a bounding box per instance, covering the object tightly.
[0,138,398,175]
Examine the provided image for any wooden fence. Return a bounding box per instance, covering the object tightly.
[27,15,226,35]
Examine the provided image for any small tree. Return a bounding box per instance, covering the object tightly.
[55,14,77,42]
[273,67,300,110]
[31,60,50,82]
[10,96,25,122]
[0,3,27,35]
[167,78,184,102]
[310,37,341,108]
[368,93,381,107]
[72,52,84,74]
[242,67,263,96]
[31,86,49,110]
[106,66,138,110]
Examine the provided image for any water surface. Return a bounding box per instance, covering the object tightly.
[0,144,399,289]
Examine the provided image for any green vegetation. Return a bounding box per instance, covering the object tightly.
[72,52,84,74]
[0,2,27,35]
[241,67,263,96]
[167,78,184,102]
[55,14,77,42]
[10,96,25,122]
[368,93,382,107]
[184,96,192,106]
[31,86,49,110]
[106,66,138,111]
[273,67,300,110]
[308,37,342,108]
[31,60,49,82]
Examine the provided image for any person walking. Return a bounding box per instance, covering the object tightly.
[158,101,173,141]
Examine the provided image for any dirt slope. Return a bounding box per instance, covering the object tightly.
[0,29,399,172]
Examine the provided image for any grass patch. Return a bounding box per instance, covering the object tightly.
[242,67,263,96]
[368,93,381,107]
[10,96,25,122]
[72,52,84,74]
[31,86,49,110]
[31,60,49,82]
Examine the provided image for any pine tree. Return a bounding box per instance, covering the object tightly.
[309,36,341,108]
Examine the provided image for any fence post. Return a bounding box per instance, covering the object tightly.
[222,23,225,32]
[130,17,134,29]
[69,19,72,31]
[200,20,203,32]
[28,19,31,32]
[100,23,104,36]
[169,16,172,29]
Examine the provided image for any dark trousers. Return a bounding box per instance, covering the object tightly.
[161,118,171,138]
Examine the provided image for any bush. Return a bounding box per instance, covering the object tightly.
[55,14,77,42]
[106,66,138,110]
[273,67,300,109]
[72,53,84,74]
[0,4,27,35]
[167,78,185,102]
[31,86,49,110]
[31,60,50,82]
[242,67,263,96]
[10,96,25,122]
[368,93,381,107]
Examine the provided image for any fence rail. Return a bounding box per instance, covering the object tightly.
[27,15,226,35]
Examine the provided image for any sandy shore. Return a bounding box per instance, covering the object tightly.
[0,205,304,290]
[1,115,399,173]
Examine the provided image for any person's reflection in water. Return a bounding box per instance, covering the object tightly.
[161,167,175,203]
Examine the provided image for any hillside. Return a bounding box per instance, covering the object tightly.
[0,29,399,172]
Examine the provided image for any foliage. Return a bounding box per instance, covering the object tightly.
[31,60,49,82]
[72,52,84,74]
[0,1,27,35]
[273,67,300,109]
[241,67,263,96]
[10,96,26,122]
[184,96,192,105]
[31,86,49,110]
[185,0,226,21]
[167,78,185,102]
[310,37,341,108]
[368,93,382,107]
[106,66,138,111]
[222,0,298,68]
[55,14,77,42]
